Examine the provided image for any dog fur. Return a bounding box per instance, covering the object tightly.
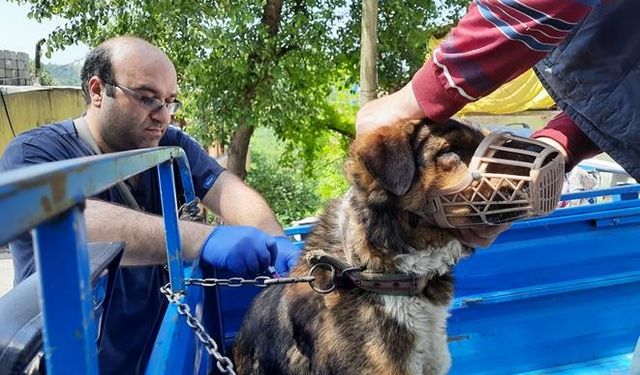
[233,119,490,375]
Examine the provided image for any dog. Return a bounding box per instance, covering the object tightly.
[233,119,499,375]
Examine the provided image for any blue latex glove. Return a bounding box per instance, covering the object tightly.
[273,236,300,276]
[200,225,278,278]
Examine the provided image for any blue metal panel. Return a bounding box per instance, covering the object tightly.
[145,266,211,375]
[0,147,186,245]
[174,152,197,204]
[158,160,185,293]
[449,279,640,374]
[32,207,98,375]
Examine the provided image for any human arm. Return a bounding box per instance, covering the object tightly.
[202,170,299,273]
[356,0,598,135]
[85,199,282,276]
[202,170,284,236]
[532,112,601,170]
[84,199,211,266]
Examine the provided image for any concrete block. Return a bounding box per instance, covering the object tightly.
[6,68,17,78]
[0,67,5,79]
[17,68,31,79]
[0,50,6,59]
[17,59,28,70]
[17,52,29,61]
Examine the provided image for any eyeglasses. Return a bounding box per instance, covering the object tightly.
[103,79,182,115]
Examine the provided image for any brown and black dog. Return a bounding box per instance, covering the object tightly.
[233,119,493,375]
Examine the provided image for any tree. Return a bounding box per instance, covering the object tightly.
[29,62,56,86]
[15,0,467,179]
[339,0,468,94]
[18,0,349,178]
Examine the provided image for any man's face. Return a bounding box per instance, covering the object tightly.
[97,51,178,152]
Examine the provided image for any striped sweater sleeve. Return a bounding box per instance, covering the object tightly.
[412,0,600,122]
[532,112,601,169]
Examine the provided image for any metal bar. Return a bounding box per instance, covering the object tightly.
[453,269,640,309]
[174,153,197,204]
[32,206,98,375]
[560,184,640,201]
[0,147,186,245]
[157,160,185,293]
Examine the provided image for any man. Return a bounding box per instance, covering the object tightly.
[1,36,298,374]
[356,0,639,246]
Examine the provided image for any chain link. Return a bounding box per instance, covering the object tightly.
[160,274,316,374]
[160,284,237,374]
[178,198,204,222]
[185,275,316,288]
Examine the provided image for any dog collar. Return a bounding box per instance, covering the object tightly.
[304,250,429,296]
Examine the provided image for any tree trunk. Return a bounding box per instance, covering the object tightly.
[225,0,284,180]
[226,124,254,179]
[360,0,378,106]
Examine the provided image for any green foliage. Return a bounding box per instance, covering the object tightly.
[340,0,468,93]
[312,133,349,201]
[13,0,466,162]
[43,63,81,86]
[246,151,322,226]
[249,127,348,223]
[29,62,56,86]
[12,0,467,217]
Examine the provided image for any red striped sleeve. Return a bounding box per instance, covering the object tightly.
[412,0,598,122]
[532,112,601,169]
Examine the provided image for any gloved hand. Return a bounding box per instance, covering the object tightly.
[273,236,300,275]
[200,225,278,278]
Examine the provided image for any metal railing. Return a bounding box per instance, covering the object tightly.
[0,147,196,375]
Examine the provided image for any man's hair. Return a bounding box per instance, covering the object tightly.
[80,44,116,104]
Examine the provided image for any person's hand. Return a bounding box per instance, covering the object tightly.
[273,236,300,275]
[448,223,511,248]
[200,225,278,278]
[355,82,425,136]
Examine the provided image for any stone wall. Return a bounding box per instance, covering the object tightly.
[0,50,31,86]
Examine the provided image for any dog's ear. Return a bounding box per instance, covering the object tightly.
[351,124,416,196]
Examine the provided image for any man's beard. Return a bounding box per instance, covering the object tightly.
[99,108,162,151]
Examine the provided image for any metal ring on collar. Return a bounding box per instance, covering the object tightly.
[308,263,336,294]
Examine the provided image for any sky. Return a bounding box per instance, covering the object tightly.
[0,0,89,65]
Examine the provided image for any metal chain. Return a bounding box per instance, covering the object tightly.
[185,275,316,288]
[178,198,204,222]
[160,284,236,374]
[160,274,316,374]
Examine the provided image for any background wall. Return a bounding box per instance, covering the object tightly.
[0,86,85,154]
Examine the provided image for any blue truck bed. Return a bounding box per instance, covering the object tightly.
[202,185,640,374]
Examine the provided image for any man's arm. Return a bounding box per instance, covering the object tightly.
[357,0,598,134]
[200,170,300,275]
[533,111,601,169]
[202,170,284,236]
[84,199,212,266]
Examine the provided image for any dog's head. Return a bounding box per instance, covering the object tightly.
[346,119,487,218]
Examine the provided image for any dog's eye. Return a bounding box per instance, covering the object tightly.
[436,147,461,165]
[436,147,456,158]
